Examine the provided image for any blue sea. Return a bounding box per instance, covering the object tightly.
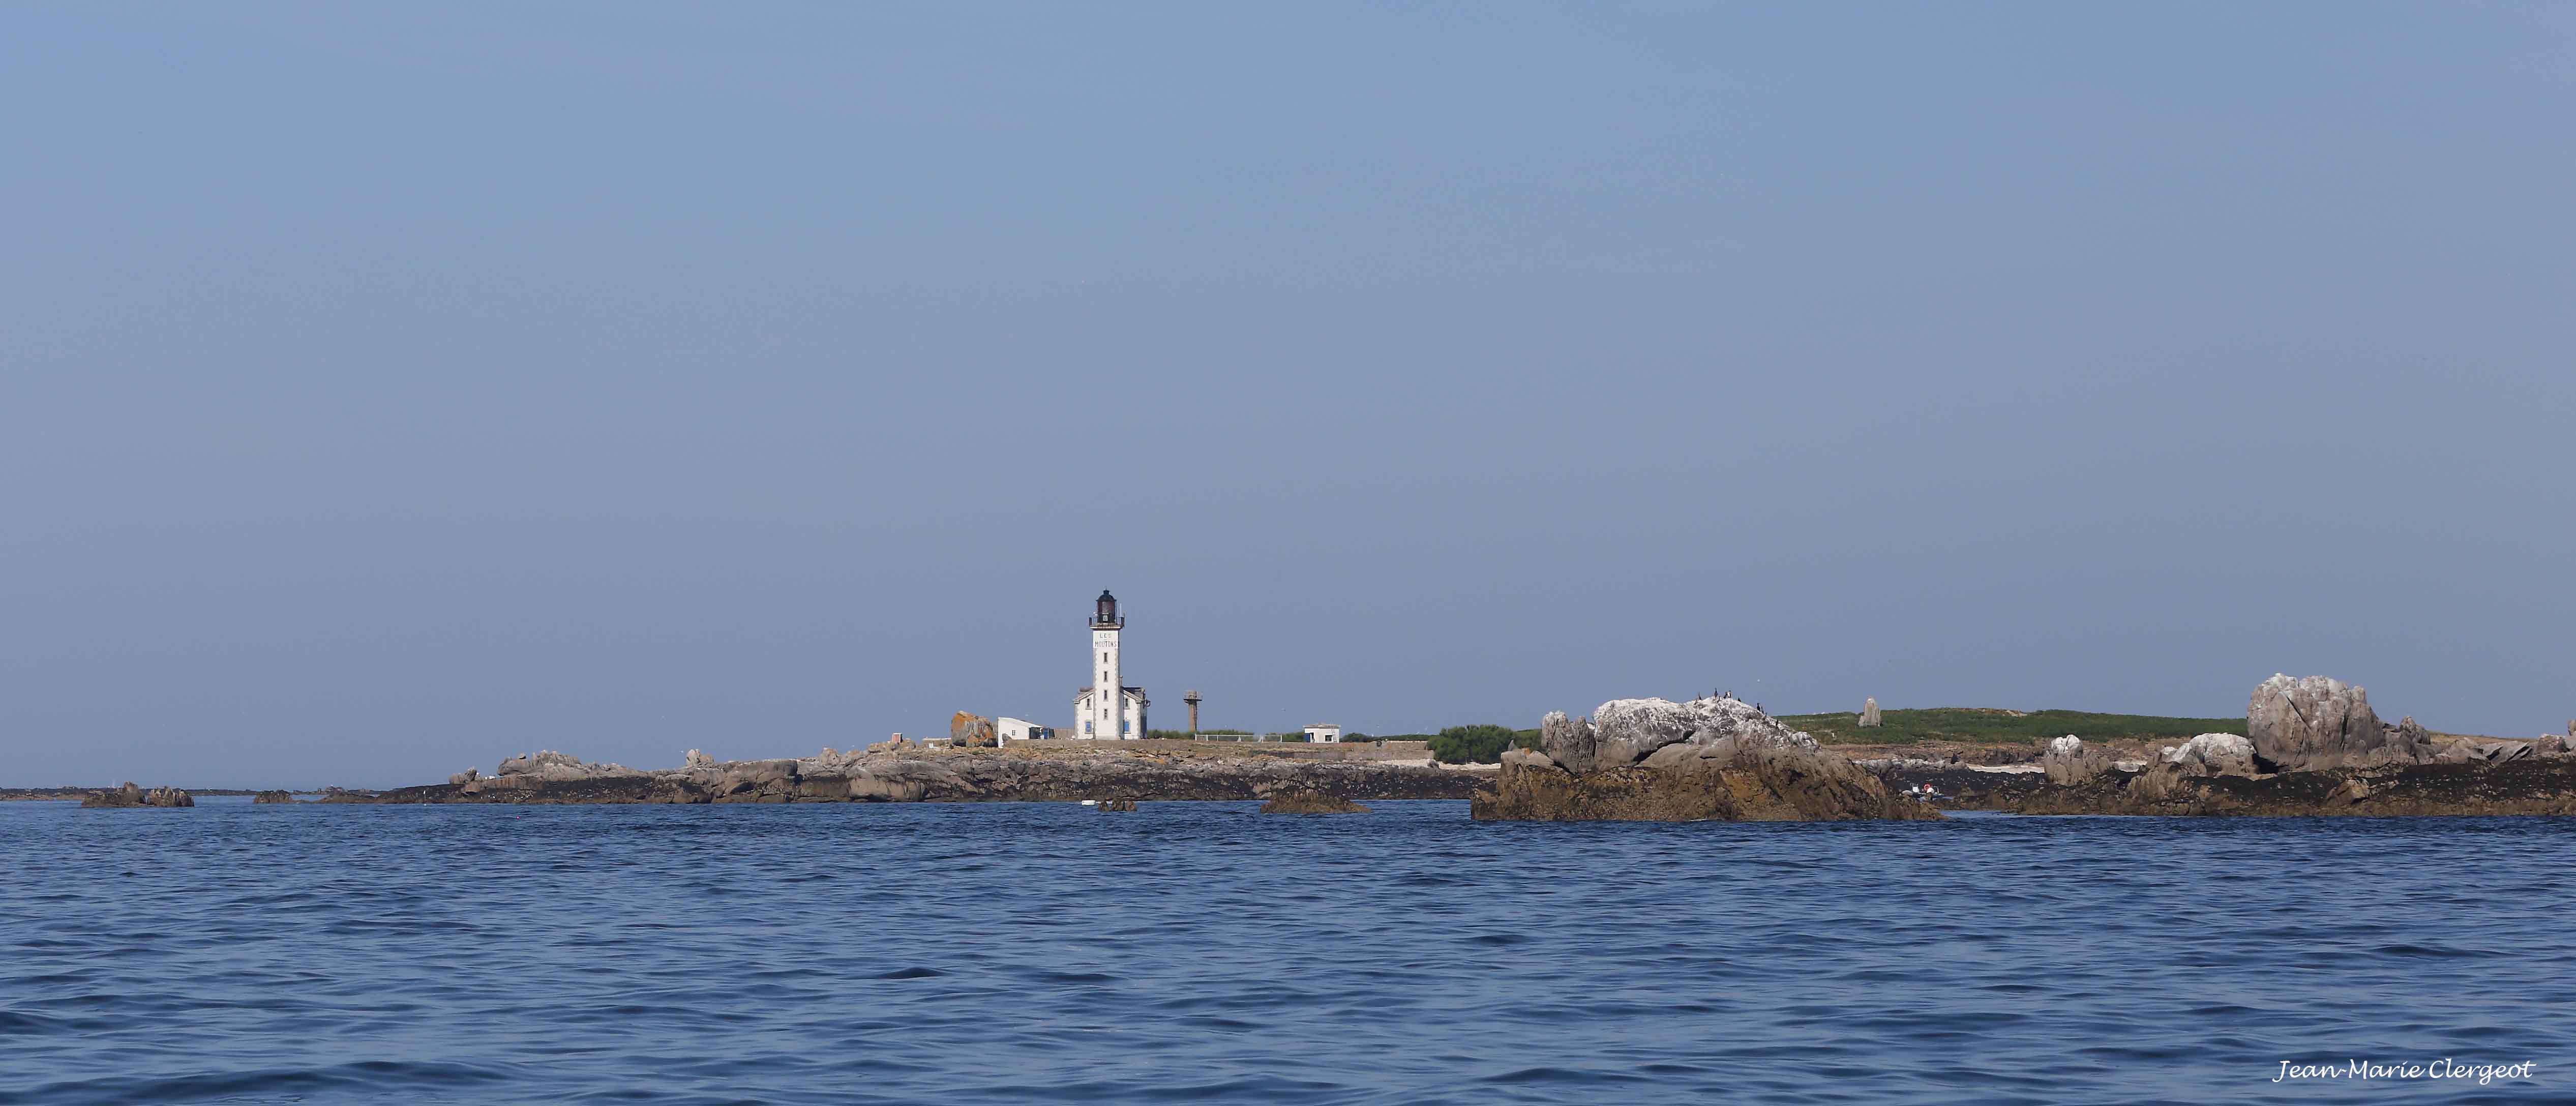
[3,798,2567,1104]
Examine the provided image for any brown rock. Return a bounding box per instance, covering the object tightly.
[950,712,998,749]
[1258,790,1368,814]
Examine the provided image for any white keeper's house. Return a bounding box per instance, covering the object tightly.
[1073,589,1149,739]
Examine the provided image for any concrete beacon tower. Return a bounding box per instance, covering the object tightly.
[1073,590,1148,739]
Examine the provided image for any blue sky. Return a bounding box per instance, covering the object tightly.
[5,3,2570,787]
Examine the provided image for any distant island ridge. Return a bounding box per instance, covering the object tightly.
[7,699,2552,801]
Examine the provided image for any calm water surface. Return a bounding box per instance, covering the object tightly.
[3,799,2568,1104]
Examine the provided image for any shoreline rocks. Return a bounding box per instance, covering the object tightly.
[252,790,295,803]
[1874,673,2576,819]
[341,747,1481,805]
[1890,755,2576,819]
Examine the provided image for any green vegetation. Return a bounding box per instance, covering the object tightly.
[1426,725,1546,764]
[1777,707,2245,748]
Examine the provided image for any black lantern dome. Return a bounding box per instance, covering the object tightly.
[1093,589,1122,628]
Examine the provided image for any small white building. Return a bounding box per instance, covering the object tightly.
[1304,724,1343,744]
[997,717,1054,742]
[1073,590,1149,739]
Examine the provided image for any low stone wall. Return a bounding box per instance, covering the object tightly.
[1007,738,1432,761]
[350,751,1480,805]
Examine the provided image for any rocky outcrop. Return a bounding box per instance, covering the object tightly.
[950,712,998,749]
[447,768,479,786]
[493,751,646,783]
[2248,675,2431,770]
[252,790,295,803]
[2040,735,2105,785]
[1860,698,1881,727]
[1260,790,1369,814]
[1535,711,1598,772]
[1476,697,1939,822]
[1538,696,1828,775]
[81,783,194,809]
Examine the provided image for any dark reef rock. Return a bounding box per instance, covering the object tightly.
[1475,697,1939,822]
[252,790,295,803]
[1259,790,1368,814]
[81,783,194,809]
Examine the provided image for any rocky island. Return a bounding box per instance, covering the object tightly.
[1871,675,2576,818]
[79,783,195,809]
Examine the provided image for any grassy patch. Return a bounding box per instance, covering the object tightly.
[1778,707,2245,747]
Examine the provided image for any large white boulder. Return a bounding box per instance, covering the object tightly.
[2167,733,2256,778]
[1591,698,1708,769]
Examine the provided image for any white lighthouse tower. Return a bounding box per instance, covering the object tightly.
[1074,589,1147,739]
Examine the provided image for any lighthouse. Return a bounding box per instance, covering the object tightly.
[1073,589,1148,739]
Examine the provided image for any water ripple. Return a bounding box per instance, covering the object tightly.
[1,800,2570,1103]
